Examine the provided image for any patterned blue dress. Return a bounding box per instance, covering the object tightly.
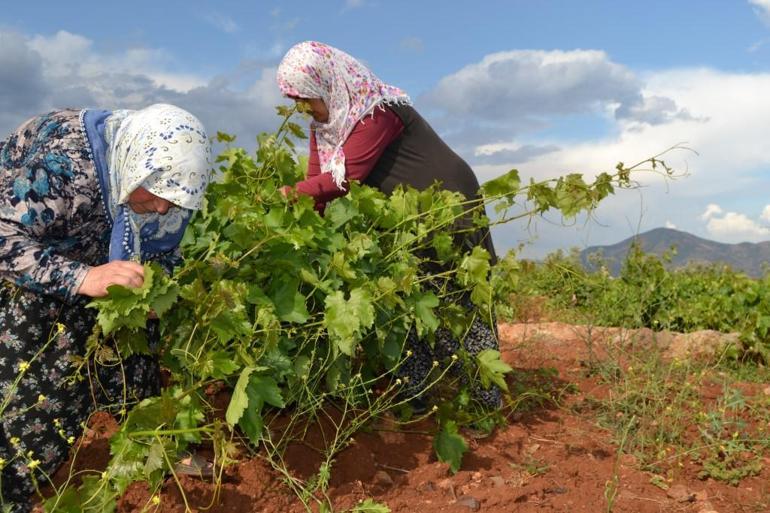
[0,110,161,512]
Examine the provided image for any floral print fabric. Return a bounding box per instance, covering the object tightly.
[0,109,163,511]
[276,41,411,188]
[0,109,111,302]
[0,286,160,512]
[396,293,502,410]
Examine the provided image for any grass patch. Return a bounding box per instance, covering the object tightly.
[577,341,770,485]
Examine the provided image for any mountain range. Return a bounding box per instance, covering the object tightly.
[579,227,770,277]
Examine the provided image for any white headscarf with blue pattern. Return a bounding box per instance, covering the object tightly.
[103,104,211,261]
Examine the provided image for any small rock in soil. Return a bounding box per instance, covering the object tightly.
[667,484,696,503]
[437,478,454,491]
[472,471,482,481]
[526,443,541,454]
[489,475,505,488]
[418,480,436,492]
[456,495,481,511]
[373,470,393,488]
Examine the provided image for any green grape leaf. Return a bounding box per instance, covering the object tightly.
[204,350,240,379]
[458,246,491,287]
[481,168,521,198]
[350,499,391,513]
[237,374,285,444]
[247,375,286,409]
[434,420,468,474]
[226,366,256,426]
[149,281,180,317]
[271,279,310,323]
[476,349,512,391]
[324,288,374,355]
[409,291,440,335]
[143,439,166,475]
[239,399,264,443]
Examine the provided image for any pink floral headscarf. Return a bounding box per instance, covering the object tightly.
[277,41,411,188]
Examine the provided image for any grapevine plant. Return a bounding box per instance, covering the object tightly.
[40,106,676,512]
[513,244,770,362]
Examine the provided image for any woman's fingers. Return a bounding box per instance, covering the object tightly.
[77,261,147,297]
[108,271,144,289]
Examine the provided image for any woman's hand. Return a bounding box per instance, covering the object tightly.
[78,261,145,297]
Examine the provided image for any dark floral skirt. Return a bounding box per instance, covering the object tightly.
[396,294,502,410]
[0,285,159,512]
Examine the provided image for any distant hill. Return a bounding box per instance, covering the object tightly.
[580,227,770,277]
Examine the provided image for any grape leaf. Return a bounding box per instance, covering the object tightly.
[434,420,467,474]
[409,291,440,336]
[350,499,391,513]
[226,366,256,426]
[476,349,512,391]
[271,279,310,323]
[324,288,374,355]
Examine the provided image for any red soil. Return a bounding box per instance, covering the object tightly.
[38,322,770,513]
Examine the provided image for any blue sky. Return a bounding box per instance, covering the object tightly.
[4,1,770,256]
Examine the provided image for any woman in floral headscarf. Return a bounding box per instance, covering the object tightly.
[277,41,501,413]
[0,104,211,511]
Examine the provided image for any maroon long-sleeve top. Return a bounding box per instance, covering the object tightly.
[293,106,404,209]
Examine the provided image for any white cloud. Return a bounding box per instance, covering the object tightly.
[0,29,286,150]
[421,49,688,125]
[472,142,559,165]
[474,65,770,256]
[26,30,206,93]
[701,203,724,220]
[706,211,770,241]
[419,49,695,168]
[696,203,770,243]
[750,0,770,24]
[665,220,677,229]
[479,67,770,190]
[761,205,770,222]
